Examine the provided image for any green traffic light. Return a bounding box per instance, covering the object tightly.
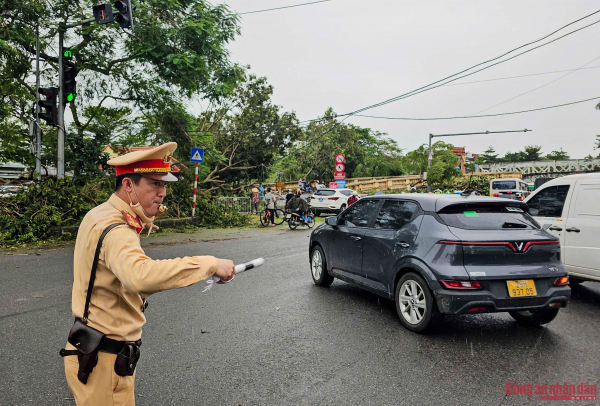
[64,50,73,58]
[67,93,75,102]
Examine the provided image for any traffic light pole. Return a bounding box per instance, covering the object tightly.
[425,129,531,193]
[35,25,42,180]
[57,29,65,179]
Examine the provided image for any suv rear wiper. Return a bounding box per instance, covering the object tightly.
[502,222,528,229]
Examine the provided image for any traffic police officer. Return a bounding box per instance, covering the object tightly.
[62,142,236,405]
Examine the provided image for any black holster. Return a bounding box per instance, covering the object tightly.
[114,342,141,376]
[67,319,106,384]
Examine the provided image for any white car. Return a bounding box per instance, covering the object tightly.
[525,173,600,285]
[308,188,353,215]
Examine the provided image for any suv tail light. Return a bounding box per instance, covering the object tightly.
[440,280,483,290]
[467,306,490,313]
[553,276,569,286]
[328,197,339,200]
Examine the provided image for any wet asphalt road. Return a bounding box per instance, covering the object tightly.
[1,226,599,406]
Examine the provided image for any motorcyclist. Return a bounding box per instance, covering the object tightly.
[285,189,309,223]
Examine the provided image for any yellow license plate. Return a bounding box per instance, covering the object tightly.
[506,280,537,297]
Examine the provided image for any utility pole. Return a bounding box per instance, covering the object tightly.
[426,129,531,193]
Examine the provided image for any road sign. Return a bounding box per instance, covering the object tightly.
[329,182,338,189]
[191,148,204,163]
[335,154,345,163]
[334,172,345,180]
[276,182,286,190]
[336,180,346,188]
[335,163,345,172]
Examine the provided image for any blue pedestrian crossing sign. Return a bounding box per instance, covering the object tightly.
[190,148,204,163]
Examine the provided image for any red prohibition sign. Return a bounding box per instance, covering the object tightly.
[335,163,345,172]
[335,154,345,163]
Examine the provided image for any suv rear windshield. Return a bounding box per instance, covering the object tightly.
[438,203,540,230]
[313,190,336,196]
[492,181,516,190]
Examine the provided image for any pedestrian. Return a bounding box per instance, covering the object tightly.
[60,142,236,405]
[265,187,276,226]
[258,183,265,198]
[251,187,259,214]
[347,190,359,206]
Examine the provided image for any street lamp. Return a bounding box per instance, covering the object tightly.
[426,129,531,192]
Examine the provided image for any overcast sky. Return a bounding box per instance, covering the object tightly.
[216,0,600,158]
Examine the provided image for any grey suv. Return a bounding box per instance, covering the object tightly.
[309,194,571,333]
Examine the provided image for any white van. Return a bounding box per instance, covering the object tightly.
[489,178,530,200]
[524,173,600,284]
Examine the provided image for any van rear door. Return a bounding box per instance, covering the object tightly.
[563,181,600,280]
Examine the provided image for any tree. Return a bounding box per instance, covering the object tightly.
[501,151,524,162]
[1,0,243,176]
[545,148,570,160]
[521,145,544,161]
[481,146,499,164]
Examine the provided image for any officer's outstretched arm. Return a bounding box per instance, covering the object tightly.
[103,226,218,297]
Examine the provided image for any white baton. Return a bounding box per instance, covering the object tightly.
[203,258,265,292]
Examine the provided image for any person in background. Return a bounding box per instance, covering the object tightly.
[251,187,259,214]
[265,187,276,226]
[258,183,265,198]
[285,189,294,203]
[347,190,359,207]
[286,189,309,223]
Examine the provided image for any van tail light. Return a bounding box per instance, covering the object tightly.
[328,197,339,200]
[493,193,499,197]
[440,280,484,290]
[553,276,569,286]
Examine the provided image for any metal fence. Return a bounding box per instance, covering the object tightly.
[216,197,252,214]
[216,196,288,214]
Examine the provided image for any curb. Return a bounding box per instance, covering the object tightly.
[48,216,203,237]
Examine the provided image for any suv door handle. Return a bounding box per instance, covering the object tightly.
[350,236,362,241]
[566,227,580,233]
[548,226,563,231]
[395,242,410,248]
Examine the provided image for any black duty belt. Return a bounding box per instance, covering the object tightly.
[60,335,142,356]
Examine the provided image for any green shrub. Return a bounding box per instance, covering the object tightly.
[0,175,248,247]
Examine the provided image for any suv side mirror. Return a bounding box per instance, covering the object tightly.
[325,216,339,227]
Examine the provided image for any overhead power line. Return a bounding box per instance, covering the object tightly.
[342,9,600,116]
[352,96,600,121]
[473,55,600,114]
[444,65,600,86]
[239,0,332,15]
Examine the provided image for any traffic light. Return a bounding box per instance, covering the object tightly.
[93,4,114,24]
[62,60,78,106]
[37,87,58,127]
[114,0,133,29]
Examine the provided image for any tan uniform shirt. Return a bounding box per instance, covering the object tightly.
[71,194,218,341]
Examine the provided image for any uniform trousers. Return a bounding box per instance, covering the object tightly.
[64,343,136,406]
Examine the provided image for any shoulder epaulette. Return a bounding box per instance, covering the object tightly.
[120,211,143,234]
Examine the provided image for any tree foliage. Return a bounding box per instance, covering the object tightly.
[545,148,569,160]
[1,0,243,175]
